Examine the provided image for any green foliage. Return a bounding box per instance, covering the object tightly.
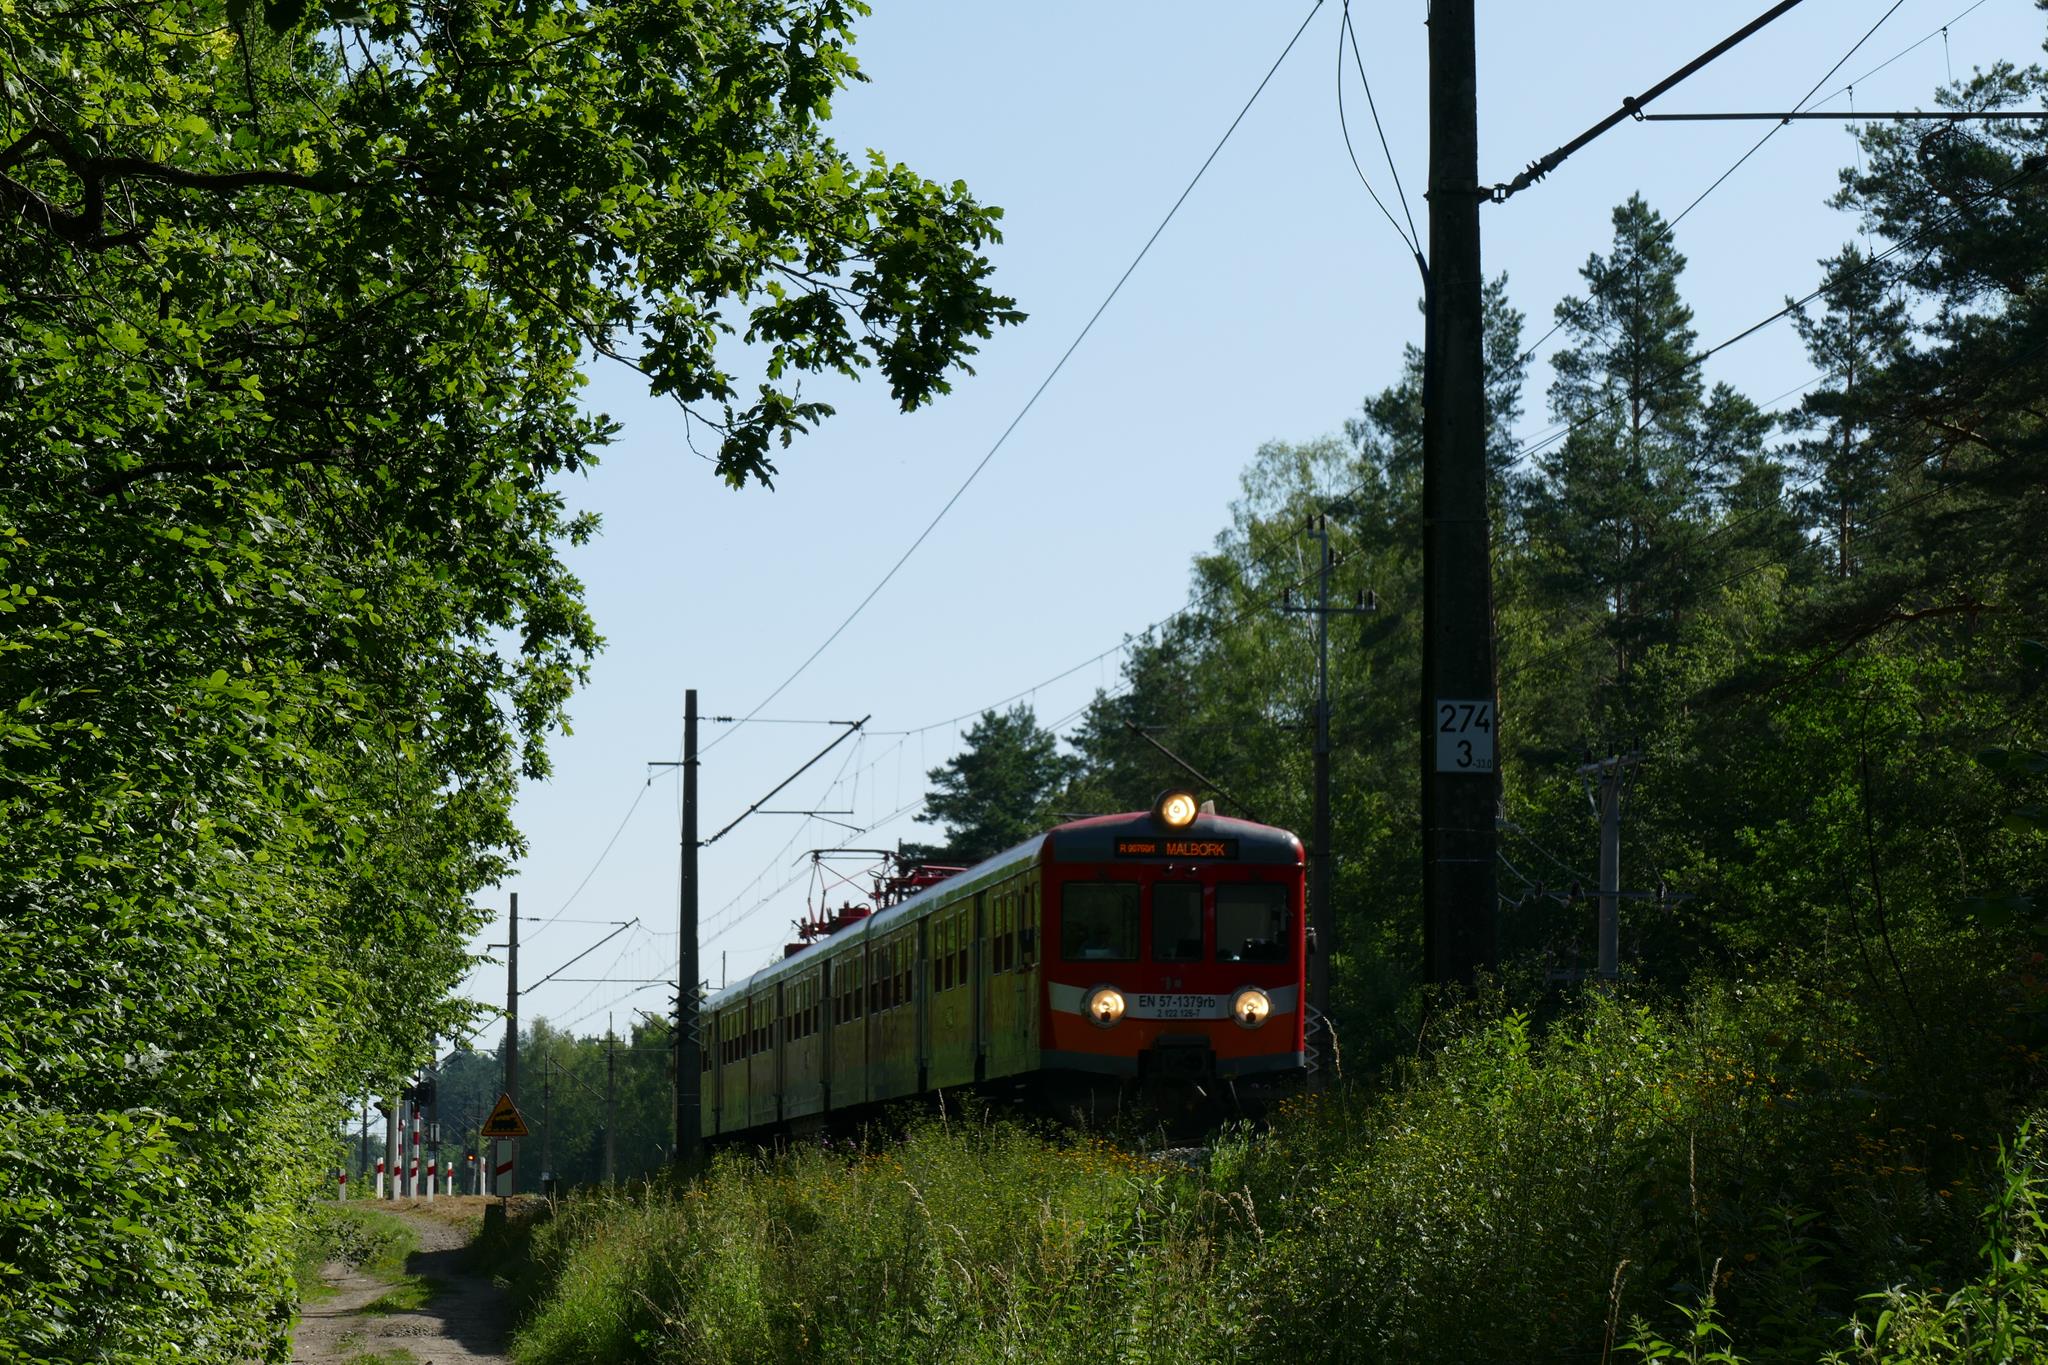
[512,1118,1258,1364]
[507,967,2041,1365]
[0,0,1016,1354]
[1826,1118,2048,1363]
[915,706,1077,864]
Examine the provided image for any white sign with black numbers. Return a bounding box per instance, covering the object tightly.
[1434,699,1495,773]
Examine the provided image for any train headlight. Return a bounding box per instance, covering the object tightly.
[1231,987,1272,1029]
[1087,987,1126,1027]
[1154,789,1199,828]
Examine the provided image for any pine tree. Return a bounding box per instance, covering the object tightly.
[1527,195,1718,687]
[916,706,1076,863]
[1787,245,1914,578]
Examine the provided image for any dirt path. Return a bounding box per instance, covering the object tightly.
[292,1198,514,1365]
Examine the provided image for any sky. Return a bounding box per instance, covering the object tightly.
[456,0,2048,1045]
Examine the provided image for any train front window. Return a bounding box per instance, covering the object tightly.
[1152,883,1203,962]
[1216,884,1289,963]
[1061,882,1139,961]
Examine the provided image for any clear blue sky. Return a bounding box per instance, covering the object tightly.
[460,0,2047,1043]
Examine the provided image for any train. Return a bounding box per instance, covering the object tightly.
[699,790,1309,1138]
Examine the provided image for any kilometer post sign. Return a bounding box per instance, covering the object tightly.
[1434,699,1495,774]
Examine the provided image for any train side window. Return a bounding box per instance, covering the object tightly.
[1061,882,1139,961]
[898,938,911,1006]
[1152,883,1204,962]
[1216,883,1290,963]
[1022,884,1038,968]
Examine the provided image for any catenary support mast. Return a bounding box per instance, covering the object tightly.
[1421,0,1499,986]
[675,690,700,1162]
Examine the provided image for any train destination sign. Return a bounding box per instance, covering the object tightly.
[1114,837,1239,860]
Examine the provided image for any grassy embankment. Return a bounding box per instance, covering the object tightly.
[499,966,2048,1364]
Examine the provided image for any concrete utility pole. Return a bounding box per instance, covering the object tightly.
[1421,0,1499,987]
[1579,754,1640,980]
[496,892,519,1196]
[540,1061,553,1197]
[1278,516,1375,1073]
[653,696,861,1161]
[427,1044,441,1202]
[382,1098,398,1200]
[677,689,700,1163]
[604,1028,618,1184]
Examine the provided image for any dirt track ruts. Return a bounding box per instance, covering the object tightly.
[291,1198,513,1365]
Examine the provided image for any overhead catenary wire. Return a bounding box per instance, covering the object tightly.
[1486,140,2048,689]
[681,147,2042,967]
[1514,0,1926,369]
[1510,115,2044,495]
[1487,0,1815,203]
[701,551,1347,955]
[1809,0,1990,110]
[684,42,2031,965]
[523,776,658,945]
[699,0,1328,758]
[1337,0,1426,278]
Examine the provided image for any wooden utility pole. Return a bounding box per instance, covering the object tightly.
[1421,0,1499,986]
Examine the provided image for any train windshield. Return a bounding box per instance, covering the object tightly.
[1062,882,1139,961]
[1152,883,1203,962]
[1215,884,1289,963]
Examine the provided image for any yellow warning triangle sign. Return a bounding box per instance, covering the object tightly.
[479,1092,528,1139]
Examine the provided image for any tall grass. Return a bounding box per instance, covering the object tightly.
[510,969,2039,1364]
[513,1118,1259,1363]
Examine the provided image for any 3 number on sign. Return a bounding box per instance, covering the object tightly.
[1434,699,1495,774]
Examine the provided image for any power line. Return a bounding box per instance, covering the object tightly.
[1487,0,1814,203]
[1503,328,2048,693]
[1513,138,2044,528]
[696,549,1350,955]
[1515,0,1917,369]
[524,776,659,944]
[700,0,1328,758]
[1641,109,2047,122]
[1336,0,1425,273]
[1809,0,1992,110]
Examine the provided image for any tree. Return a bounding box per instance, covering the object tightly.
[1520,197,1785,730]
[0,0,1019,1354]
[917,706,1076,864]
[1786,245,1914,579]
[0,0,1022,488]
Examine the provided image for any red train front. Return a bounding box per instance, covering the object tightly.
[1038,793,1307,1094]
